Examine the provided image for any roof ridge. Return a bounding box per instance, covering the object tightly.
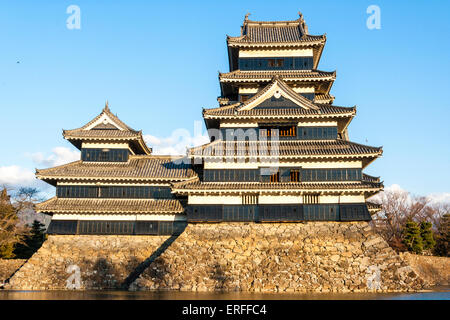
[64,104,139,134]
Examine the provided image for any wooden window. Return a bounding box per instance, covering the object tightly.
[270,172,279,182]
[303,194,319,204]
[260,126,296,138]
[279,126,297,137]
[298,127,338,140]
[303,204,339,221]
[339,204,370,221]
[47,220,78,235]
[268,59,284,67]
[290,169,300,182]
[81,148,129,162]
[242,194,259,205]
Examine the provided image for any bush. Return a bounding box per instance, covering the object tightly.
[13,220,47,259]
[420,221,435,251]
[403,220,423,254]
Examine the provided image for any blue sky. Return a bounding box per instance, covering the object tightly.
[0,0,449,198]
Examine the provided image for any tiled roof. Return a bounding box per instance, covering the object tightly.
[366,201,382,214]
[189,140,382,159]
[172,178,382,193]
[63,129,142,139]
[36,155,196,182]
[63,104,152,155]
[233,29,325,44]
[64,104,138,135]
[362,174,381,183]
[203,103,355,119]
[227,14,326,46]
[37,197,184,214]
[206,77,346,119]
[314,93,335,104]
[219,70,336,82]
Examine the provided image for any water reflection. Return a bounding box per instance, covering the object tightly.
[0,287,448,300]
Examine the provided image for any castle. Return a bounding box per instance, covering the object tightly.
[36,13,382,235]
[7,14,427,293]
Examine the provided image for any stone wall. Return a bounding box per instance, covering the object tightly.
[400,252,449,286]
[6,235,169,290]
[0,259,26,284]
[6,222,426,292]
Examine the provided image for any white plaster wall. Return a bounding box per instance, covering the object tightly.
[258,195,302,204]
[188,195,242,205]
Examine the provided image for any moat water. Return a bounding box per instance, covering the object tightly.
[0,287,448,300]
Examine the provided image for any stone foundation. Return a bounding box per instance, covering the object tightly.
[6,236,169,290]
[6,222,426,292]
[400,252,449,286]
[0,259,26,285]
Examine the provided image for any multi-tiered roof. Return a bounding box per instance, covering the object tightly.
[62,102,152,155]
[221,13,334,104]
[36,12,383,235]
[36,104,196,231]
[182,13,383,220]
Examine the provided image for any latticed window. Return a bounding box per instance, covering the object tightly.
[242,194,259,205]
[290,169,300,182]
[81,148,129,162]
[298,127,338,140]
[268,59,284,67]
[260,126,296,138]
[279,126,297,137]
[270,171,279,182]
[57,185,173,199]
[239,57,312,70]
[303,194,320,204]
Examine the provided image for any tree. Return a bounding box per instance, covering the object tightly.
[14,220,47,259]
[0,188,28,258]
[0,243,15,259]
[420,221,436,251]
[14,187,42,212]
[434,214,449,257]
[370,187,429,251]
[403,220,423,254]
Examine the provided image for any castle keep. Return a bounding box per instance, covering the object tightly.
[36,13,382,232]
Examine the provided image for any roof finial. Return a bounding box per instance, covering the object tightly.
[104,100,109,112]
[245,12,250,21]
[298,11,308,35]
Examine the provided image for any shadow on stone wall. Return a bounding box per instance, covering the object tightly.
[121,234,180,290]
